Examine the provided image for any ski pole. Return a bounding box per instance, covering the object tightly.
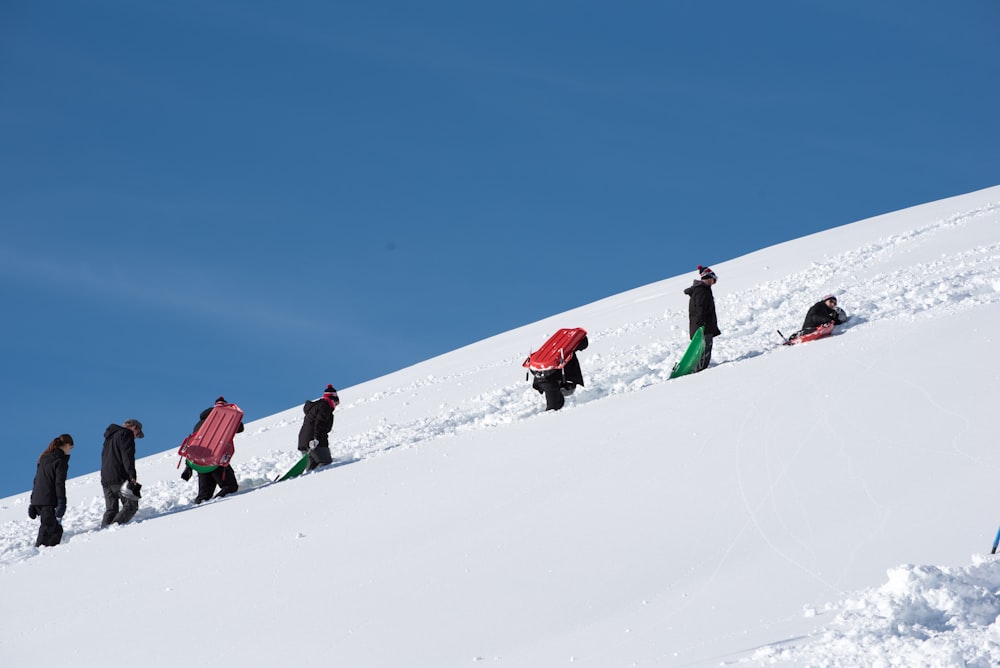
[776,329,789,344]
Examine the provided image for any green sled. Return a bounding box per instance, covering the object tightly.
[669,326,705,379]
[185,460,218,474]
[275,452,310,482]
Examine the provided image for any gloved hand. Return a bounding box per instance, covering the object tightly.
[55,502,66,518]
[127,480,142,499]
[180,466,193,481]
[28,505,38,520]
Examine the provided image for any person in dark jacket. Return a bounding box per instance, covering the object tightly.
[180,396,244,503]
[100,418,143,526]
[297,385,339,471]
[29,434,74,547]
[801,294,849,332]
[531,336,588,411]
[683,265,722,372]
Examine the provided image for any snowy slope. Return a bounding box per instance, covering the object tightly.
[1,186,999,667]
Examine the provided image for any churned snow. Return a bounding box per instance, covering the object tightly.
[1,186,999,667]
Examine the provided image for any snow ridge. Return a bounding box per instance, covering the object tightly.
[757,557,1000,666]
[7,204,998,569]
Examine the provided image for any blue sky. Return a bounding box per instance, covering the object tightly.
[2,0,997,498]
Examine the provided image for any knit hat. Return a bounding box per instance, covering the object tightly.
[821,294,837,304]
[323,385,340,404]
[215,396,227,405]
[698,265,718,282]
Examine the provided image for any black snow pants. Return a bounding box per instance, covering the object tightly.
[101,483,139,526]
[35,506,64,547]
[195,465,239,504]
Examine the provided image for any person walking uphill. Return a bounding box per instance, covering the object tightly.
[28,434,74,547]
[298,385,339,472]
[683,265,722,373]
[181,396,244,503]
[531,335,588,411]
[100,419,143,526]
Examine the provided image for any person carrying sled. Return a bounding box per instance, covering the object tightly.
[683,265,721,372]
[297,385,340,471]
[28,434,74,547]
[100,419,143,526]
[532,336,588,411]
[180,396,244,503]
[801,294,849,332]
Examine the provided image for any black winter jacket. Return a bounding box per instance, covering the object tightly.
[802,301,847,331]
[101,424,137,485]
[683,280,721,338]
[298,399,335,450]
[532,354,586,392]
[30,449,69,506]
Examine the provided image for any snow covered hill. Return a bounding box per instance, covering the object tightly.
[2,186,999,667]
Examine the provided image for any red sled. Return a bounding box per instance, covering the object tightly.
[523,328,588,373]
[177,403,244,469]
[782,321,835,346]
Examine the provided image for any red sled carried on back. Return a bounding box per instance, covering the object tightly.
[177,403,244,469]
[523,327,588,373]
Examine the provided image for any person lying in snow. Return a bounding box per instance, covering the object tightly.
[801,294,849,333]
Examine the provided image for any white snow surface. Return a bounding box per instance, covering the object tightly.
[2,186,1000,667]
